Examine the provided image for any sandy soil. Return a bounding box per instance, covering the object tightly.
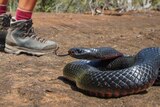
[0,11,160,107]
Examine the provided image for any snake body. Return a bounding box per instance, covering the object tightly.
[63,47,160,97]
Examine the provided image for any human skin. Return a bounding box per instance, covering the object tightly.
[0,0,37,11]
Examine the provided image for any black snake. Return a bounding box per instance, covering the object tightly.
[63,47,160,97]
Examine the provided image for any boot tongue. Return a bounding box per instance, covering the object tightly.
[14,18,33,31]
[24,20,33,30]
[11,17,32,25]
[20,19,33,28]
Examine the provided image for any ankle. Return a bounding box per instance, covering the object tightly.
[16,8,32,20]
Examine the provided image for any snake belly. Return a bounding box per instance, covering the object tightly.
[63,47,160,97]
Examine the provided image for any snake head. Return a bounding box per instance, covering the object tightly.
[68,47,123,60]
[68,47,94,59]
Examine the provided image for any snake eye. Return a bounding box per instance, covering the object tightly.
[69,48,87,56]
[76,49,83,53]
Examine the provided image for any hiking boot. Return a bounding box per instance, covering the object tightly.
[0,13,11,50]
[5,18,58,56]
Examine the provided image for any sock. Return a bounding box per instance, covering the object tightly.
[0,4,7,15]
[16,8,32,20]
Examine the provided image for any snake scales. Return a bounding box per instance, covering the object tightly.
[63,47,160,97]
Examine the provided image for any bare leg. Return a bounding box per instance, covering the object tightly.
[18,0,37,11]
[16,0,37,20]
[0,0,8,15]
[0,0,8,5]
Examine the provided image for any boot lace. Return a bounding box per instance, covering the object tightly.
[23,21,47,43]
[0,14,11,30]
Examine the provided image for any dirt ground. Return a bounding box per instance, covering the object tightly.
[0,11,160,107]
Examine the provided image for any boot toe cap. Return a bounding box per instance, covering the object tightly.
[44,40,58,50]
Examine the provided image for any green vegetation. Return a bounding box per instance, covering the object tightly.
[35,0,90,13]
[8,0,160,13]
[153,0,160,5]
[8,0,18,12]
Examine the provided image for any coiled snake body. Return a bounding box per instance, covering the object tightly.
[63,47,160,97]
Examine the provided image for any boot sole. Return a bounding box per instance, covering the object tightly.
[5,44,58,56]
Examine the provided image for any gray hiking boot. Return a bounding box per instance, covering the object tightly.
[5,18,58,56]
[0,13,11,50]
